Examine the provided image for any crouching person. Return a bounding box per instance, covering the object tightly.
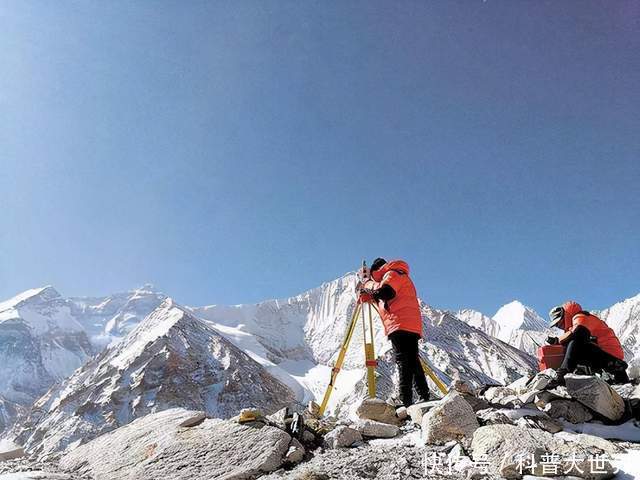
[548,301,629,385]
[357,258,430,407]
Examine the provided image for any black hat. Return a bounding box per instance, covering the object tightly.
[371,258,387,272]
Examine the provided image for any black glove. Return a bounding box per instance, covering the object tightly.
[546,336,559,345]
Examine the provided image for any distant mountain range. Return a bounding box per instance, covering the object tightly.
[0,276,637,459]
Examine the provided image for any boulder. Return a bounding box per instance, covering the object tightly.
[395,406,408,421]
[284,438,305,463]
[354,419,399,438]
[323,426,362,448]
[461,393,490,412]
[406,400,440,425]
[515,415,563,433]
[507,374,534,394]
[543,399,594,424]
[355,398,400,425]
[526,368,557,391]
[60,408,293,480]
[471,424,616,479]
[451,378,475,395]
[482,386,517,404]
[421,391,479,445]
[565,374,625,422]
[476,408,514,426]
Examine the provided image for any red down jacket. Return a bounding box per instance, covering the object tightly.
[363,260,423,337]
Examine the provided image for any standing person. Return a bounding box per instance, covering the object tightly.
[357,258,430,407]
[548,300,629,385]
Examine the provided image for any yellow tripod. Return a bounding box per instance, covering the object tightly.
[317,297,448,417]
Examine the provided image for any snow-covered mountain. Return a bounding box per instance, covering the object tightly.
[191,274,537,416]
[598,293,640,365]
[11,299,296,458]
[456,301,551,355]
[0,286,93,410]
[68,284,166,347]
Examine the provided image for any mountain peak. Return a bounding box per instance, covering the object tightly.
[0,285,62,312]
[493,300,546,333]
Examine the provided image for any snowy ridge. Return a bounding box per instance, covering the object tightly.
[10,299,296,458]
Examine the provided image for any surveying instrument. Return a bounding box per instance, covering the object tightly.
[317,261,448,417]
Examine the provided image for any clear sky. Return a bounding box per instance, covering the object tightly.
[1,1,639,316]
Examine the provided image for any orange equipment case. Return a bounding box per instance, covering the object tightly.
[537,344,565,371]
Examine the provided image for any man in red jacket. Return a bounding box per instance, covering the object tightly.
[357,258,430,407]
[548,300,628,385]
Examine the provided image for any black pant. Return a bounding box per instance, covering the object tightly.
[389,330,430,407]
[560,338,629,384]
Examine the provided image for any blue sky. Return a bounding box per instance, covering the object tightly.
[1,1,639,316]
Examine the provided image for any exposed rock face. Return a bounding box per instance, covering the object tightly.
[355,398,400,425]
[354,419,399,438]
[324,425,362,448]
[543,399,594,424]
[471,424,617,479]
[565,374,625,422]
[60,408,293,480]
[421,391,479,444]
[11,300,295,458]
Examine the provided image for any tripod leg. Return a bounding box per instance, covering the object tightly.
[420,357,448,395]
[318,303,361,416]
[364,302,377,398]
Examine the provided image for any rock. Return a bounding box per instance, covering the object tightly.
[302,429,316,444]
[543,399,594,424]
[267,407,290,429]
[482,386,517,404]
[354,419,399,438]
[60,408,293,480]
[495,394,524,409]
[395,406,408,421]
[178,411,206,428]
[515,415,563,433]
[323,426,362,448]
[565,374,625,422]
[406,400,440,425]
[355,398,400,425]
[476,408,515,426]
[526,368,557,391]
[307,401,320,418]
[518,389,541,405]
[421,391,479,445]
[451,378,475,395]
[284,438,305,464]
[471,424,616,479]
[534,387,573,409]
[507,375,534,394]
[555,431,624,455]
[461,393,490,412]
